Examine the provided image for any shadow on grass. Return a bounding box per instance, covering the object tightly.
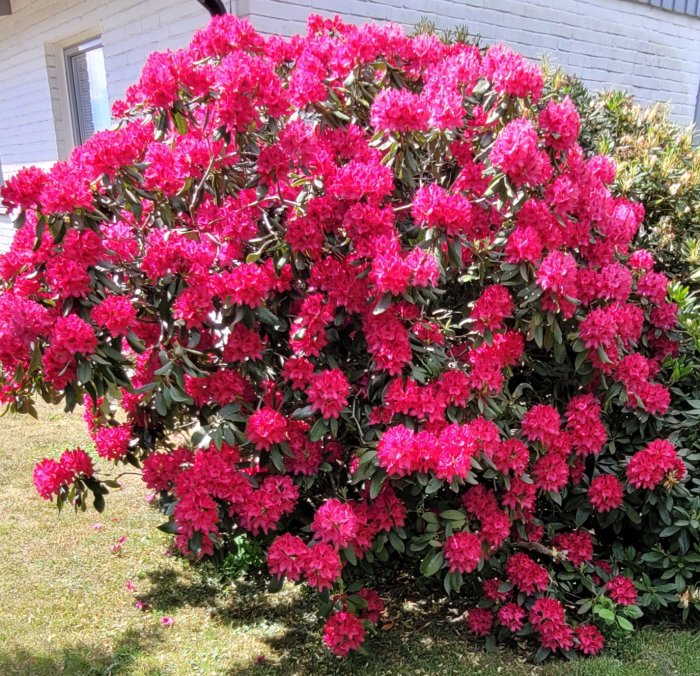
[137,566,331,673]
[3,557,699,676]
[225,609,487,676]
[138,564,493,676]
[0,627,159,676]
[139,564,321,631]
[136,566,223,613]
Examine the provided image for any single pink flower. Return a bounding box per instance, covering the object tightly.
[111,535,128,554]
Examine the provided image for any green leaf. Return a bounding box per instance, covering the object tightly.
[425,476,443,494]
[623,503,641,525]
[596,607,615,623]
[93,492,105,513]
[447,239,463,269]
[154,391,168,416]
[659,525,680,537]
[575,349,590,371]
[169,386,193,404]
[533,646,551,663]
[597,345,613,365]
[292,405,314,419]
[443,572,452,595]
[578,599,592,615]
[346,594,368,611]
[552,320,563,344]
[623,605,643,619]
[269,447,285,473]
[369,471,385,500]
[439,510,466,522]
[189,532,203,558]
[157,520,179,534]
[309,418,327,442]
[172,110,188,135]
[388,530,405,553]
[372,292,392,315]
[575,507,591,527]
[358,450,377,466]
[256,307,285,330]
[126,331,147,354]
[344,545,358,566]
[77,360,92,384]
[420,549,444,577]
[616,616,634,632]
[154,361,173,376]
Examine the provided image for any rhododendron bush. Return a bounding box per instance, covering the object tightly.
[0,15,695,660]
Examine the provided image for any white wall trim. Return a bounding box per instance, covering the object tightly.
[46,25,103,159]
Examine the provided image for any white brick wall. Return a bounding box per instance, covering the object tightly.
[0,0,698,251]
[239,0,700,123]
[0,215,13,252]
[0,0,211,249]
[0,0,207,176]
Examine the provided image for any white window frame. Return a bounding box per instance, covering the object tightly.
[64,37,107,146]
[45,27,104,159]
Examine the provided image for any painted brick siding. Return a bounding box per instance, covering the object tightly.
[0,0,699,251]
[0,0,215,248]
[0,215,12,251]
[239,0,700,123]
[0,0,208,177]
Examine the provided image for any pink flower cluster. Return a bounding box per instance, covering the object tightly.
[376,418,501,481]
[269,486,405,572]
[306,369,350,419]
[444,531,482,573]
[626,440,685,490]
[473,559,607,656]
[267,535,342,591]
[322,611,366,657]
[615,354,670,415]
[33,448,94,500]
[607,575,638,606]
[588,474,624,512]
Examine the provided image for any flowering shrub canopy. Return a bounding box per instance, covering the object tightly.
[543,66,700,283]
[1,15,696,660]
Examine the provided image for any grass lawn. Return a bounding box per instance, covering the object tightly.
[0,403,698,675]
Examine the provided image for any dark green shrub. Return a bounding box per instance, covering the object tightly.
[546,66,700,622]
[544,66,700,283]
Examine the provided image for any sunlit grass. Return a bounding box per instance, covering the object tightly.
[0,403,698,675]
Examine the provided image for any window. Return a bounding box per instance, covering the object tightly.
[65,38,110,145]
